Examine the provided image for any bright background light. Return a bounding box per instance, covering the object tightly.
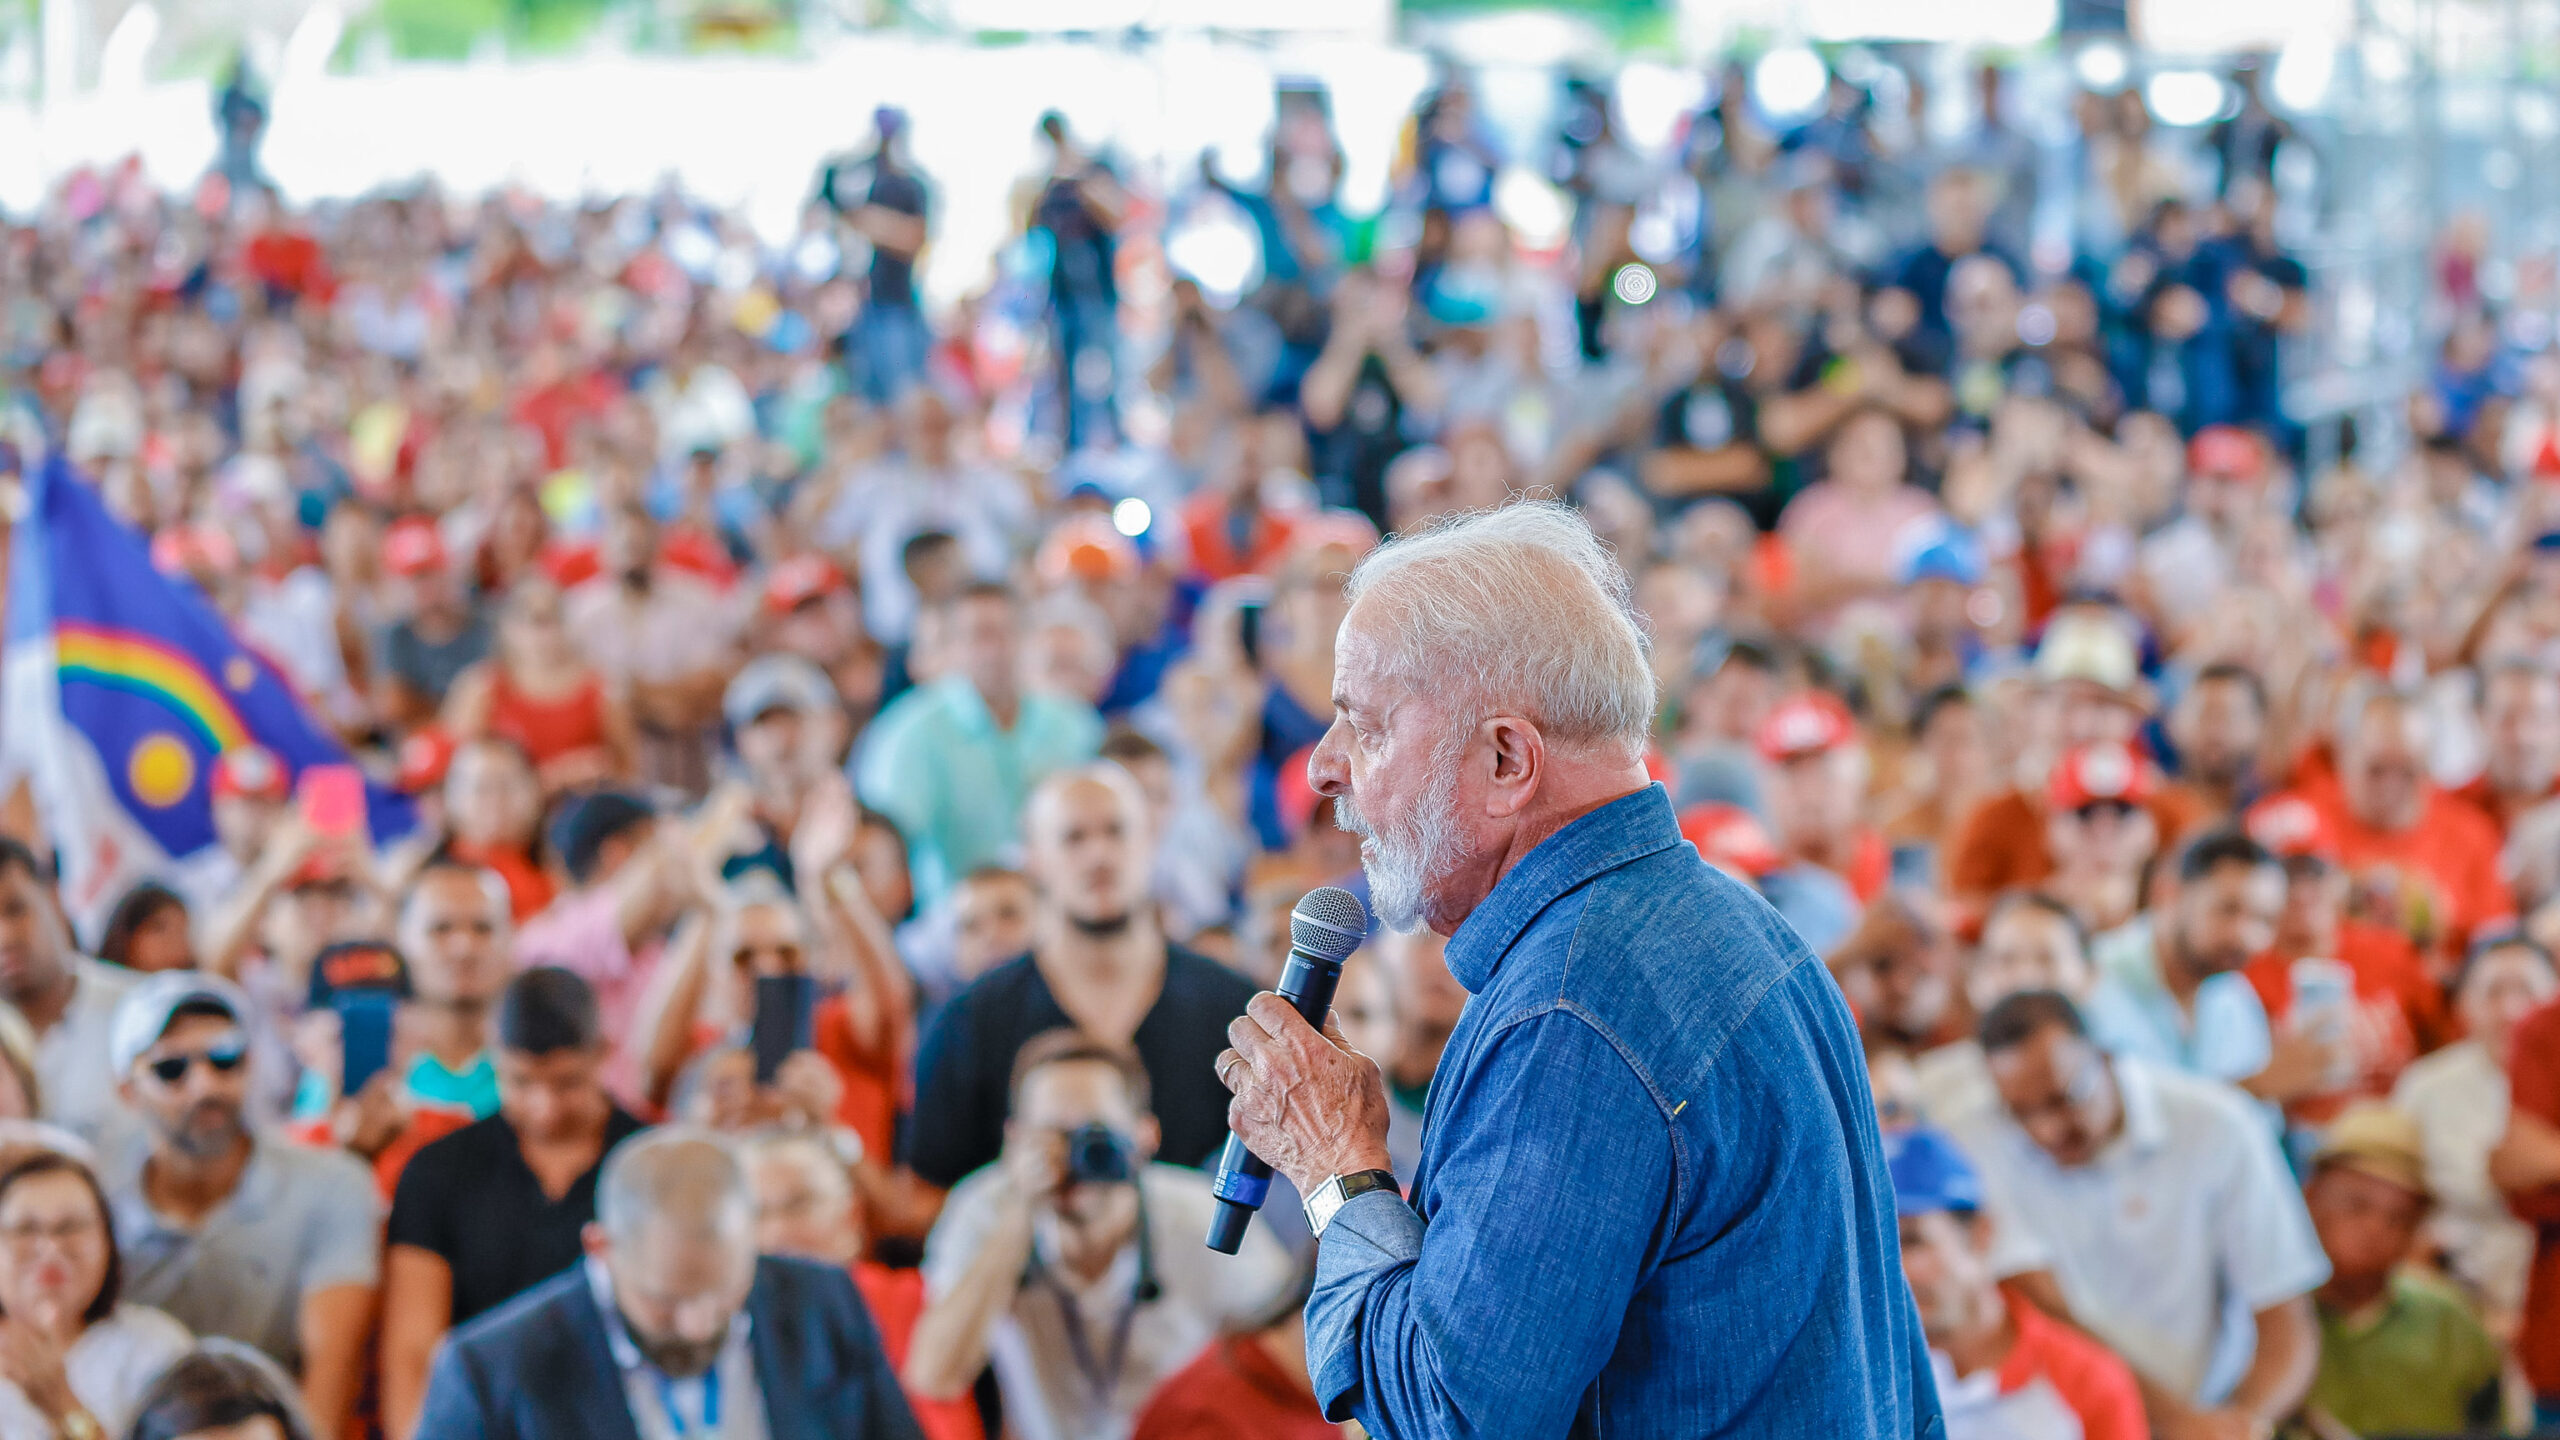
[1752,47,1830,122]
[2144,70,2227,128]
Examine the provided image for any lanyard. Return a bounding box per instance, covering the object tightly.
[1036,1267,1140,1406]
[650,1366,722,1440]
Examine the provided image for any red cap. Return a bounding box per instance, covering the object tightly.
[2187,425,2268,482]
[1036,515,1140,587]
[1755,692,1857,764]
[762,555,848,616]
[1681,803,1783,879]
[2245,793,2337,862]
[209,745,288,803]
[396,727,458,795]
[382,518,448,578]
[2047,741,2156,811]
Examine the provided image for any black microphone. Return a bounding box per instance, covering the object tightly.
[1206,885,1369,1254]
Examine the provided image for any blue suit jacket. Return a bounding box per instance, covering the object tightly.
[1306,784,1941,1438]
[415,1257,923,1440]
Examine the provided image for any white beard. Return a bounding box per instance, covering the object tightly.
[1335,746,1471,934]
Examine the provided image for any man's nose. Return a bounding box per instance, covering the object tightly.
[1308,725,1349,797]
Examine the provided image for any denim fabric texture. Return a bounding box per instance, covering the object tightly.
[1306,784,1943,1438]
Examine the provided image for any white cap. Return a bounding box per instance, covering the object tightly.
[109,971,253,1077]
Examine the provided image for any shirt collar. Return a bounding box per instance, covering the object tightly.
[933,675,1003,738]
[1444,785,1685,994]
[2109,1057,2169,1157]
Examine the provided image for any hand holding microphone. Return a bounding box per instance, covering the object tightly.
[1208,887,1397,1253]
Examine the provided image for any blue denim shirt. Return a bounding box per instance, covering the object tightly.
[1306,785,1942,1438]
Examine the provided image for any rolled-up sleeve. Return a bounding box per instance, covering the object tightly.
[1306,1009,1672,1438]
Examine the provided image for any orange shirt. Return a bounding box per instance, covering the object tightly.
[2242,922,2451,1124]
[1944,786,2211,908]
[2307,786,2514,956]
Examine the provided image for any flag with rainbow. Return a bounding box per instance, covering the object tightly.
[1,453,412,939]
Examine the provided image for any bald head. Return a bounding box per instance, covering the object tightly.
[1024,764,1156,934]
[597,1128,753,1246]
[588,1128,757,1378]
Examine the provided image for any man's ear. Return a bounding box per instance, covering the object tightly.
[1479,716,1546,819]
[580,1221,610,1261]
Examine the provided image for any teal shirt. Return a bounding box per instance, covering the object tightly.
[290,1050,500,1122]
[854,675,1104,904]
[404,1051,500,1118]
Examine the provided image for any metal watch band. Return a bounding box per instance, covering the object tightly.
[1304,1168,1399,1239]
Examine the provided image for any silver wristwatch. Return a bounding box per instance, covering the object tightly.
[1303,1169,1398,1239]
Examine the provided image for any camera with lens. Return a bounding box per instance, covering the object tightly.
[1061,1123,1136,1185]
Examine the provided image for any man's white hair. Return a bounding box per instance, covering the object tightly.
[1345,501,1655,761]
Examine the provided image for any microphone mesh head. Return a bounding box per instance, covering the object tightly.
[1289,887,1369,962]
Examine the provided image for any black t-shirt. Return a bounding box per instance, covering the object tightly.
[386,1107,647,1324]
[864,167,928,307]
[906,946,1257,1189]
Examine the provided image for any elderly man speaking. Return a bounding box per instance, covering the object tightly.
[1216,503,1938,1437]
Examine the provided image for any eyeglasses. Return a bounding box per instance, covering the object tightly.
[0,1217,101,1250]
[146,1036,248,1085]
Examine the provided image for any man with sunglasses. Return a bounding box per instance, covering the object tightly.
[103,972,381,1440]
[1955,990,2327,1440]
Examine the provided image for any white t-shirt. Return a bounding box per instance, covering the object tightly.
[922,1163,1292,1440]
[0,1304,191,1440]
[1951,1058,2330,1404]
[2393,1040,2534,1315]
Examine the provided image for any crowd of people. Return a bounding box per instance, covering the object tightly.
[0,37,2553,1440]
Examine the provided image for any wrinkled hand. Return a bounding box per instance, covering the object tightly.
[1217,993,1394,1196]
[0,1318,75,1419]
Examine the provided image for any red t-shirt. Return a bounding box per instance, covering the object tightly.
[1179,496,1297,583]
[813,993,901,1167]
[2242,922,2451,1124]
[852,1264,984,1440]
[445,839,558,925]
[1996,1290,2147,1440]
[2307,785,2514,956]
[2507,1000,2560,1394]
[1130,1334,1335,1440]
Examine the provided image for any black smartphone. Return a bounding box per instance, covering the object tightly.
[1237,599,1266,668]
[751,973,818,1084]
[338,992,397,1097]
